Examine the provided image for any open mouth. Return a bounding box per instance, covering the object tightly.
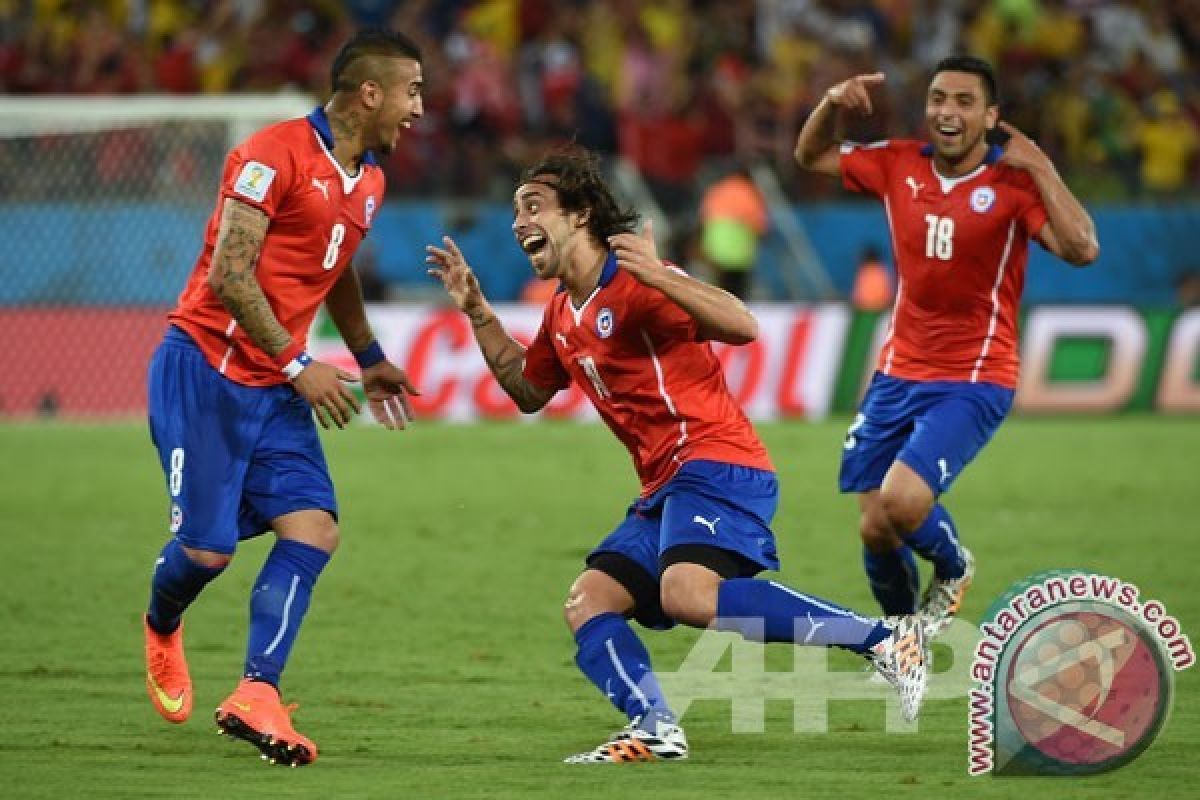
[521,232,548,256]
[935,123,962,140]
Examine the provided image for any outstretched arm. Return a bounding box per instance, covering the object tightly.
[998,122,1099,267]
[609,221,757,345]
[207,197,360,429]
[426,236,557,413]
[794,72,886,177]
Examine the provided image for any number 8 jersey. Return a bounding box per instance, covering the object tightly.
[169,107,384,386]
[840,139,1048,388]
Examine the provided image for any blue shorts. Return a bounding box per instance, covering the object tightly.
[588,460,780,605]
[839,372,1014,496]
[146,327,336,554]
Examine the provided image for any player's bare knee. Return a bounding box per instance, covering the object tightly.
[880,486,932,534]
[659,566,718,627]
[180,544,232,569]
[859,511,898,553]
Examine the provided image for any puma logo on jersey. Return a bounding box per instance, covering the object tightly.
[938,458,951,485]
[555,333,570,349]
[311,177,330,201]
[906,176,924,199]
[692,515,720,535]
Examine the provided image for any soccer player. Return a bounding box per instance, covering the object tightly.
[141,29,424,766]
[426,149,929,764]
[794,57,1098,638]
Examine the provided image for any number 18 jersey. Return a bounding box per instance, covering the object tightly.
[840,140,1048,388]
[169,107,384,386]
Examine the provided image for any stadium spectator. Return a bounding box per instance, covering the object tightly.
[698,166,768,298]
[0,0,1196,204]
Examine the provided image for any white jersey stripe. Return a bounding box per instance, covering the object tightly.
[880,197,902,374]
[970,221,1016,383]
[639,329,687,457]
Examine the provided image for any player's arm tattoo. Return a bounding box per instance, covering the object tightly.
[207,198,292,357]
[469,310,555,413]
[325,266,376,353]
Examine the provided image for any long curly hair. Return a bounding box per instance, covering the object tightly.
[520,148,639,245]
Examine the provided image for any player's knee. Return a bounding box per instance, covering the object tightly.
[659,565,718,628]
[563,577,620,633]
[180,544,233,569]
[859,510,899,553]
[879,486,932,534]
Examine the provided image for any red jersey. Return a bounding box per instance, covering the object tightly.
[840,139,1048,388]
[169,107,385,386]
[522,254,774,496]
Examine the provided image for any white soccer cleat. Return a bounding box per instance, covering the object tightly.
[919,546,975,640]
[866,615,928,723]
[564,715,688,763]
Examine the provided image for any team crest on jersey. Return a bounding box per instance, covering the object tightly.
[233,160,275,203]
[365,195,376,226]
[596,307,615,338]
[971,186,996,213]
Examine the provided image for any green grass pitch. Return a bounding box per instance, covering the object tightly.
[0,417,1196,798]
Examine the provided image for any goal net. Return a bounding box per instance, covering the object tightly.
[0,94,313,418]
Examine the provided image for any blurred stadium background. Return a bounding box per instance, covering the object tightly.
[1,0,1198,419]
[2,3,1199,797]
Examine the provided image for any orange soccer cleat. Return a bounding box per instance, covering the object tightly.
[144,616,193,724]
[215,678,318,766]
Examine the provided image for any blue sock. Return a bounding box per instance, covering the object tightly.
[147,538,225,634]
[244,539,330,687]
[716,578,890,655]
[574,612,674,725]
[863,545,920,614]
[903,504,966,579]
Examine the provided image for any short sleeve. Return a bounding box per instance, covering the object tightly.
[219,132,295,219]
[522,315,570,391]
[1014,174,1049,239]
[839,140,894,198]
[637,263,702,341]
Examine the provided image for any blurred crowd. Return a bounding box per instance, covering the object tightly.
[2,0,1198,206]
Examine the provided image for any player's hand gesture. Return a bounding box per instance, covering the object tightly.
[996,121,1049,172]
[609,219,661,285]
[827,72,886,115]
[427,236,485,314]
[361,360,419,430]
[292,361,361,430]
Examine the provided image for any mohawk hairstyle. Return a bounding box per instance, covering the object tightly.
[521,147,639,244]
[330,28,422,93]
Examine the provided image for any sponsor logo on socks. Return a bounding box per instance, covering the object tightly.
[692,515,719,536]
[147,672,185,714]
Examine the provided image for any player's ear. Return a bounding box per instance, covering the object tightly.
[361,80,384,111]
[984,105,999,131]
[574,209,591,230]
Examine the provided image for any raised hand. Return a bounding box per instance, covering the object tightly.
[608,219,661,285]
[996,121,1049,172]
[426,236,484,314]
[361,360,419,430]
[827,72,886,115]
[291,361,361,429]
